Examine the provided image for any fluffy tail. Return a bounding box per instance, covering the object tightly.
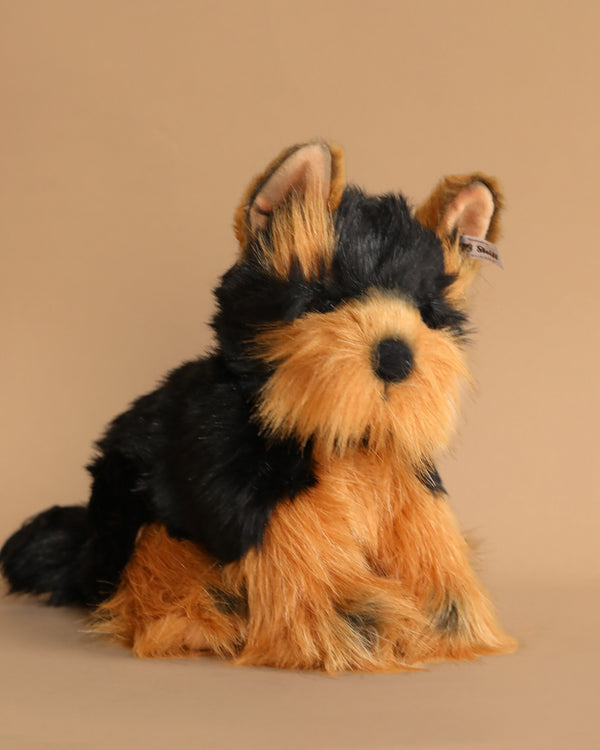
[1,505,92,606]
[2,453,154,607]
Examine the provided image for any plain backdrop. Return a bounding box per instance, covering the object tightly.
[1,2,598,749]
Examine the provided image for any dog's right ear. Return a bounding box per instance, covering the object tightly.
[233,142,345,257]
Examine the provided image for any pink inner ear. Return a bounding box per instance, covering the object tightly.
[250,143,332,232]
[441,182,495,239]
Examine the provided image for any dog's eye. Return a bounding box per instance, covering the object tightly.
[309,296,338,314]
[419,301,442,329]
[419,298,468,336]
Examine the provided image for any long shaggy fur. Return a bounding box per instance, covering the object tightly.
[95,450,514,672]
[1,141,516,672]
[254,292,469,461]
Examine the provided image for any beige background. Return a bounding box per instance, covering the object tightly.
[1,1,598,748]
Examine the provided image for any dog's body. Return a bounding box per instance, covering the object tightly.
[1,142,515,671]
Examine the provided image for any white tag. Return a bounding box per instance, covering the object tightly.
[460,235,503,269]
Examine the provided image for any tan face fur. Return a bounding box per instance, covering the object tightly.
[254,290,470,463]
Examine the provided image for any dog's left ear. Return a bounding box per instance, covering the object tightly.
[415,173,504,297]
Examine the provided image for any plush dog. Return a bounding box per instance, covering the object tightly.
[1,142,515,672]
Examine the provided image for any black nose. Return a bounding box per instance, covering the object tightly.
[373,338,413,383]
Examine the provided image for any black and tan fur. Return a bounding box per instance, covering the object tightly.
[1,142,515,671]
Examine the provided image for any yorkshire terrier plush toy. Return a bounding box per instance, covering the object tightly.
[1,142,515,672]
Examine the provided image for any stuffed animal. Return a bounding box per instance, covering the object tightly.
[1,142,515,672]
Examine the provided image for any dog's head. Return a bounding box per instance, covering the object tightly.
[213,143,503,463]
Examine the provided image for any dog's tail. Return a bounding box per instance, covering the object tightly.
[1,505,93,606]
[2,454,153,608]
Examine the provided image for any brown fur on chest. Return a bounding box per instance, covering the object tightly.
[93,449,515,672]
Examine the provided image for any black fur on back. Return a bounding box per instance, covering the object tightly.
[0,355,315,605]
[1,185,464,607]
